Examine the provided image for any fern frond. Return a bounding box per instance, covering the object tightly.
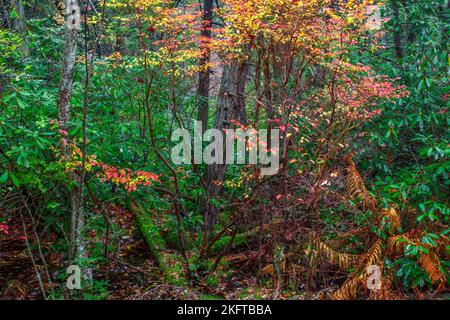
[379,207,401,234]
[332,239,383,300]
[388,235,446,286]
[387,235,410,255]
[309,240,361,270]
[331,272,364,300]
[418,252,445,285]
[345,154,377,210]
[365,239,383,267]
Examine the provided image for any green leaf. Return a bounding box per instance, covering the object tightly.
[0,172,8,183]
[16,96,27,109]
[9,9,18,19]
[9,171,20,187]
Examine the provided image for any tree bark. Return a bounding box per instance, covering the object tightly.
[390,0,403,59]
[10,0,29,56]
[58,1,78,131]
[203,61,249,239]
[58,1,88,278]
[1,0,11,29]
[197,0,214,132]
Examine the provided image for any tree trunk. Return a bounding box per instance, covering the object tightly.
[10,0,29,56]
[203,61,249,239]
[58,1,89,282]
[58,1,78,131]
[197,0,214,132]
[390,0,403,59]
[1,0,11,29]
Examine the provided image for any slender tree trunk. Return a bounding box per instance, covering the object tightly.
[197,0,214,132]
[401,0,414,44]
[203,61,249,239]
[10,0,29,56]
[1,0,11,29]
[58,1,89,282]
[58,1,78,131]
[115,33,124,54]
[0,0,10,95]
[391,0,403,59]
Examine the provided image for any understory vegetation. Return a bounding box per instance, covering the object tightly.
[0,0,448,300]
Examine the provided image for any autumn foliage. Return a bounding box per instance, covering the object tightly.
[0,0,447,301]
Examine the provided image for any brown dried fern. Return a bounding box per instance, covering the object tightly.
[307,240,361,270]
[379,207,401,234]
[345,154,377,211]
[388,234,446,286]
[331,271,364,300]
[331,239,383,300]
[330,154,446,299]
[418,252,445,286]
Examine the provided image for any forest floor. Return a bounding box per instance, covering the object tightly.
[0,210,306,300]
[0,211,265,300]
[1,199,447,300]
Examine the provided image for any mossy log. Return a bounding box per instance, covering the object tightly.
[130,200,185,286]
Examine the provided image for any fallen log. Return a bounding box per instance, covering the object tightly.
[130,200,186,286]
